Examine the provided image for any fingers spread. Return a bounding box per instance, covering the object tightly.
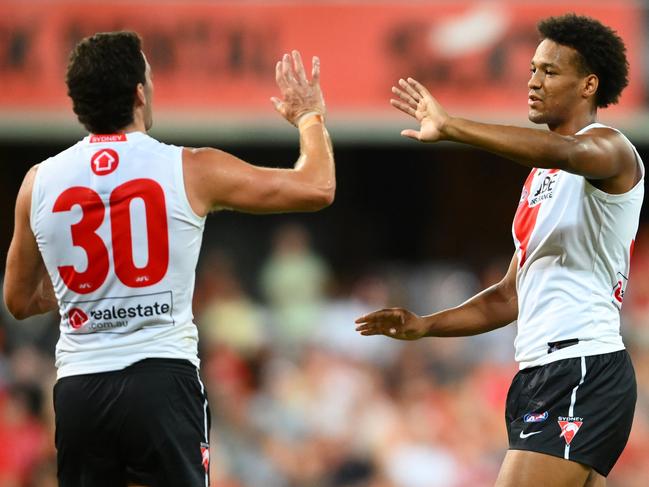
[399,78,421,102]
[392,86,417,107]
[390,98,417,118]
[282,53,297,85]
[311,56,320,83]
[407,77,430,98]
[292,50,307,85]
[272,50,325,125]
[275,61,288,91]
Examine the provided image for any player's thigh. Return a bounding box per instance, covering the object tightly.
[121,359,210,486]
[584,469,606,487]
[54,374,127,486]
[505,351,635,478]
[495,450,591,487]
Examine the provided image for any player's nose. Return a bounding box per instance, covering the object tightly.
[528,73,542,90]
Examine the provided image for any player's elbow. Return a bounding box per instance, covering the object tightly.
[3,277,38,320]
[316,182,336,208]
[304,182,335,211]
[3,291,29,320]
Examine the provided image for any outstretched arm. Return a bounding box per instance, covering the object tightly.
[3,166,57,320]
[184,50,335,216]
[355,253,518,340]
[391,78,639,194]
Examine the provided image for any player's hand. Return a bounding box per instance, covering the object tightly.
[391,77,449,143]
[355,307,428,340]
[271,50,325,126]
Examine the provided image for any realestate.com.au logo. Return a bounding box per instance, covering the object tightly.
[64,292,173,333]
[68,308,88,329]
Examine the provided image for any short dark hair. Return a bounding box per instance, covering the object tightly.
[66,31,146,133]
[538,14,629,108]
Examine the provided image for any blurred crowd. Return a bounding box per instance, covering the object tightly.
[2,222,649,487]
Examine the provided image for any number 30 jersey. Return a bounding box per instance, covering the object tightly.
[31,132,206,378]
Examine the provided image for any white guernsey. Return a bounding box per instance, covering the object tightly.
[31,132,204,378]
[513,123,644,368]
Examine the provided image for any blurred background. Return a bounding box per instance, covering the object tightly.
[2,1,649,486]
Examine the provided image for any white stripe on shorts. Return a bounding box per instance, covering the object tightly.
[196,369,209,487]
[564,356,587,460]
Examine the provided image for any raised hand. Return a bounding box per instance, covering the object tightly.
[355,307,428,340]
[390,78,449,143]
[271,50,325,126]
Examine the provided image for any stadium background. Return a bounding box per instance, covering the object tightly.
[1,1,649,486]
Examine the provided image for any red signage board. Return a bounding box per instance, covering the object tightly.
[0,1,644,118]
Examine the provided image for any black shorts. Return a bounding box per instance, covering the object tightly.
[506,350,636,476]
[54,358,211,487]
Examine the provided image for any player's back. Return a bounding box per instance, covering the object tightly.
[31,132,205,378]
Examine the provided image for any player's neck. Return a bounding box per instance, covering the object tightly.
[549,111,597,136]
[118,111,147,134]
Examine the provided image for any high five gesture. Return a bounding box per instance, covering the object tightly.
[272,50,325,126]
[390,77,449,143]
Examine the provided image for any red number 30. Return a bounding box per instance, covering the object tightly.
[53,179,169,294]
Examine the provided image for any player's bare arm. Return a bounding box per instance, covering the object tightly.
[183,50,335,216]
[3,165,57,319]
[391,77,639,195]
[355,253,518,340]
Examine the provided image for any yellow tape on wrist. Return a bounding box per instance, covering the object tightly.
[297,112,324,131]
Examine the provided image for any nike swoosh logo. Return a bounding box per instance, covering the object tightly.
[519,430,543,439]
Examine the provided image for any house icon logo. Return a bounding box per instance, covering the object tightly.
[90,148,119,176]
[68,307,89,329]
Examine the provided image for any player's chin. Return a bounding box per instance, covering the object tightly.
[527,109,545,125]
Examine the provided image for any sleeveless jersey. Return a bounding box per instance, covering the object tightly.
[31,132,206,379]
[512,123,644,369]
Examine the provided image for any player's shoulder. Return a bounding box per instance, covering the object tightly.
[132,133,182,160]
[38,139,87,172]
[579,123,631,145]
[579,123,638,158]
[18,163,40,190]
[182,146,235,166]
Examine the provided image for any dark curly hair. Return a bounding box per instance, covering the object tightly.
[538,14,629,108]
[66,32,146,133]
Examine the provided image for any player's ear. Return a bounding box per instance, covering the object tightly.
[135,83,146,108]
[582,74,598,100]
